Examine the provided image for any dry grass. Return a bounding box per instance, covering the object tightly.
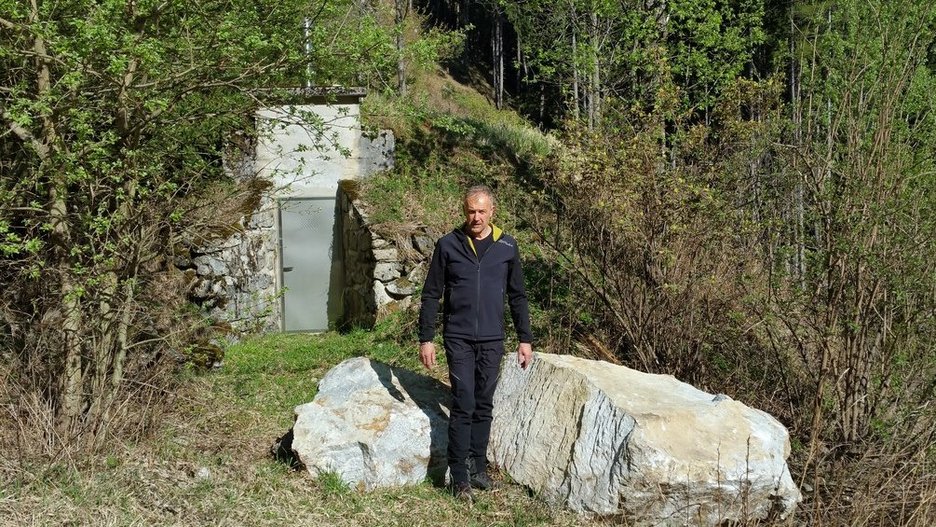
[0,332,607,527]
[4,329,931,526]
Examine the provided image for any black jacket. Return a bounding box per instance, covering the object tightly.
[418,224,533,344]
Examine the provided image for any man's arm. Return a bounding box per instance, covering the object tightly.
[506,242,534,368]
[418,240,444,369]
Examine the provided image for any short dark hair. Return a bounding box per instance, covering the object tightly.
[464,184,495,207]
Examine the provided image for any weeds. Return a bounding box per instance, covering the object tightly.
[0,332,596,527]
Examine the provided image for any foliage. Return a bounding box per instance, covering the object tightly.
[768,0,936,508]
[0,0,466,451]
[501,0,765,125]
[524,78,778,383]
[360,69,553,230]
[1,0,933,523]
[307,1,467,92]
[0,0,321,447]
[390,4,936,523]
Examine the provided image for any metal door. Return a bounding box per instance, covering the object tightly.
[279,197,341,332]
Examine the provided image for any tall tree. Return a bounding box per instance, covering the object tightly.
[502,0,765,127]
[775,0,936,460]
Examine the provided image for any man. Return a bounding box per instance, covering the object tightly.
[418,184,534,502]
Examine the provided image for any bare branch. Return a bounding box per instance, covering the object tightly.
[1,107,48,158]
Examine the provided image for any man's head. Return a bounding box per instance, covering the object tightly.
[463,185,495,239]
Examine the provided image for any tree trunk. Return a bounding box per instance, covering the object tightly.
[588,10,600,130]
[492,8,504,109]
[396,0,407,96]
[27,0,84,437]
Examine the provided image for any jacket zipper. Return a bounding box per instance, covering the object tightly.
[474,261,481,340]
[474,239,483,340]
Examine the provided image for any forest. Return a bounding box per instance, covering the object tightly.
[1,0,934,525]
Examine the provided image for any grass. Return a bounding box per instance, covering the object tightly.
[0,328,608,527]
[358,67,555,230]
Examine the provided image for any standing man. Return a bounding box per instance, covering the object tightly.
[418,184,534,502]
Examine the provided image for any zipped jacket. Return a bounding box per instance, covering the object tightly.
[418,224,533,344]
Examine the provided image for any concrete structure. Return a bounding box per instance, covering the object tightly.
[256,98,394,198]
[252,96,393,332]
[186,92,399,334]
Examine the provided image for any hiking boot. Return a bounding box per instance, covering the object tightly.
[451,481,474,503]
[468,458,498,491]
[469,469,497,491]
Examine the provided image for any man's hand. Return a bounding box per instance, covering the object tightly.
[419,341,436,370]
[518,342,533,369]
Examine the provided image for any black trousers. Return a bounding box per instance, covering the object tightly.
[444,337,504,484]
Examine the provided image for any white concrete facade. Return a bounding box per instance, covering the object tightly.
[258,103,392,332]
[258,105,359,197]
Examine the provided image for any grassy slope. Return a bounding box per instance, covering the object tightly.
[1,328,602,526]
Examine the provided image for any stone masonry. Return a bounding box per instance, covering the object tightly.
[338,184,436,329]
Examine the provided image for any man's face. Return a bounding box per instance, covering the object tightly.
[463,193,494,239]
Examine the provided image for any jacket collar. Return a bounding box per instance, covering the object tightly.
[457,223,503,257]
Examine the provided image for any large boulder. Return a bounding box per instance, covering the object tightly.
[489,353,801,525]
[291,357,449,489]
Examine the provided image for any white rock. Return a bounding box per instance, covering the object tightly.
[373,248,399,262]
[372,281,393,307]
[291,357,449,489]
[489,353,801,525]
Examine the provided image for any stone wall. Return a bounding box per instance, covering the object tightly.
[338,183,436,329]
[179,147,282,334]
[181,139,421,335]
[177,103,408,336]
[188,180,435,334]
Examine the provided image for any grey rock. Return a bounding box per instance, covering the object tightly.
[291,357,449,489]
[173,255,192,269]
[406,265,426,287]
[195,262,212,277]
[373,262,401,281]
[248,209,275,230]
[489,353,801,525]
[249,273,273,291]
[193,255,229,277]
[413,235,434,257]
[360,130,396,175]
[373,248,399,262]
[385,277,415,297]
